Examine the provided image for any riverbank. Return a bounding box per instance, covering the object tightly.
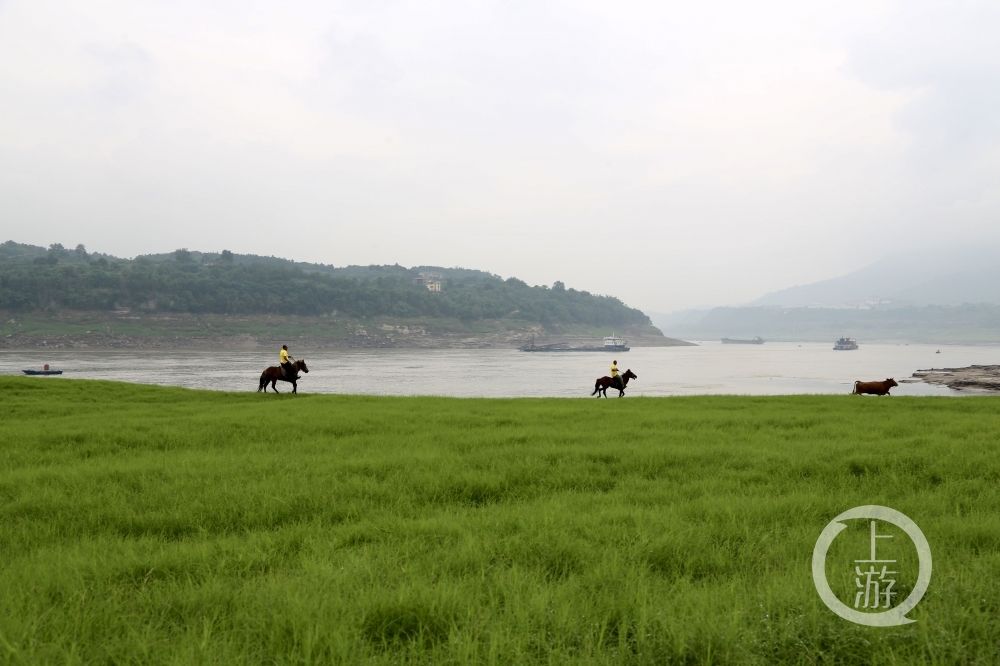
[913,364,1000,391]
[0,310,690,350]
[2,378,1000,663]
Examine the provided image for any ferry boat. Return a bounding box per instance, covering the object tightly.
[721,337,765,344]
[833,337,859,351]
[600,333,630,352]
[520,333,630,352]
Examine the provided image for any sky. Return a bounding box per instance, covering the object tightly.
[1,0,999,313]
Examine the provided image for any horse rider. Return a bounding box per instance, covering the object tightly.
[279,344,298,379]
[610,359,622,390]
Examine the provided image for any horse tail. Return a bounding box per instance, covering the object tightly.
[591,380,600,396]
[257,370,268,392]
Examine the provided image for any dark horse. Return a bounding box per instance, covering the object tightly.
[592,368,637,398]
[258,359,309,394]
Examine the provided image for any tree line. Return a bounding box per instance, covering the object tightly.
[0,242,650,327]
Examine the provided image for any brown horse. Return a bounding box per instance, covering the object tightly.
[592,368,637,398]
[258,359,309,394]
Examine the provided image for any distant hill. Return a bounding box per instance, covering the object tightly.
[652,304,1000,343]
[0,241,660,336]
[652,245,1000,343]
[755,245,1000,307]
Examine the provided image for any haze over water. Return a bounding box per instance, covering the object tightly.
[6,342,994,397]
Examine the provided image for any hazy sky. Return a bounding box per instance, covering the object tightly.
[2,1,998,312]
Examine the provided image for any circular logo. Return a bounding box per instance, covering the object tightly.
[812,505,932,626]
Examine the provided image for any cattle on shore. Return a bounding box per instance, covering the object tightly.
[852,378,898,396]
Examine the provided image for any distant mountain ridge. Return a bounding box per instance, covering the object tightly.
[754,245,1000,307]
[652,304,1000,343]
[651,245,1000,343]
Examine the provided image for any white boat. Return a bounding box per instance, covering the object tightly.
[833,337,859,351]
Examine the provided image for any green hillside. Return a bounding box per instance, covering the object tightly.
[0,241,649,329]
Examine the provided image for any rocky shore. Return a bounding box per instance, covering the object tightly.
[912,365,1000,392]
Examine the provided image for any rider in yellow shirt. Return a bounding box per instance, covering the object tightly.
[610,359,622,390]
[280,345,297,379]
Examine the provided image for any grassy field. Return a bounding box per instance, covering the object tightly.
[1,378,999,664]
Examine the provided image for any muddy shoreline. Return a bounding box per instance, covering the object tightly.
[1,330,692,351]
[912,365,1000,392]
[0,311,695,351]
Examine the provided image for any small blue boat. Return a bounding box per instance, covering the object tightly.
[23,365,63,375]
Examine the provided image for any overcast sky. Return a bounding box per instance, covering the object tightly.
[1,1,998,312]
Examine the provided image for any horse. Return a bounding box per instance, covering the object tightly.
[258,359,309,394]
[592,369,637,398]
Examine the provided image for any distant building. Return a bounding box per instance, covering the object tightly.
[414,272,443,292]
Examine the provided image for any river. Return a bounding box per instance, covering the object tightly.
[6,342,999,397]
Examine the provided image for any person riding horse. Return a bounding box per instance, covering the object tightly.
[592,367,637,397]
[259,358,309,393]
[279,345,298,380]
[610,359,623,391]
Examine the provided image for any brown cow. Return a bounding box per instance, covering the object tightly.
[852,378,898,396]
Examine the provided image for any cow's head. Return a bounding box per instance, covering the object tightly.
[886,378,898,387]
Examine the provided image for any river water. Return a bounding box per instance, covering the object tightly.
[4,342,997,397]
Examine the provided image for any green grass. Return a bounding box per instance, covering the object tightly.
[1,378,999,664]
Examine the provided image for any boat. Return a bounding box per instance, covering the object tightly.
[599,333,630,352]
[520,333,630,352]
[833,337,859,351]
[721,337,765,344]
[23,369,63,375]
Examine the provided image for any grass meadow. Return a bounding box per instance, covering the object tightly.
[1,377,999,664]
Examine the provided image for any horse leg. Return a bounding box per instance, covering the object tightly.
[292,381,297,394]
[270,379,279,393]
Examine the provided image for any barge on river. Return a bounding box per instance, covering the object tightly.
[721,336,765,344]
[520,334,630,353]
